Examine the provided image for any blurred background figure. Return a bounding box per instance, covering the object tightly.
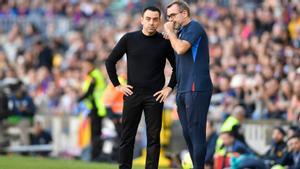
[29,120,52,156]
[77,58,107,161]
[262,127,287,167]
[277,135,300,169]
[7,81,36,145]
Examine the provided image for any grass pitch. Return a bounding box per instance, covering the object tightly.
[0,155,145,169]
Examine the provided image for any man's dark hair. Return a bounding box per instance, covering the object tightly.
[207,119,214,128]
[83,57,96,66]
[142,6,161,17]
[220,131,235,137]
[274,126,286,136]
[289,125,300,135]
[288,134,300,141]
[34,39,43,46]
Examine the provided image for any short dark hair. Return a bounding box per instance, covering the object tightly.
[142,6,161,17]
[274,126,286,136]
[83,57,96,65]
[289,125,300,134]
[288,134,300,141]
[220,131,235,137]
[167,0,190,17]
[207,119,214,127]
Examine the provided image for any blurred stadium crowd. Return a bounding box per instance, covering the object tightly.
[0,0,300,168]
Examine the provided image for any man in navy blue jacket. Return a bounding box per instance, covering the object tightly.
[164,1,213,168]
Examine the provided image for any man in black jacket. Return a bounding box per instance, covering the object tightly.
[105,6,176,169]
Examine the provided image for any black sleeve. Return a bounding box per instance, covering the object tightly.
[105,34,128,87]
[78,78,96,102]
[166,42,177,89]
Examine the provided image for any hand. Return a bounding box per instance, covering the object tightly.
[162,32,169,40]
[164,22,175,34]
[153,87,172,103]
[116,85,133,96]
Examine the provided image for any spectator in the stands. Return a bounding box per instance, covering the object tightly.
[7,81,36,145]
[30,120,52,156]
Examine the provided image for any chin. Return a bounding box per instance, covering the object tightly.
[148,30,156,34]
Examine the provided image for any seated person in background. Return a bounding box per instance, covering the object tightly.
[220,105,246,144]
[216,131,266,169]
[278,134,300,169]
[219,131,252,156]
[263,127,287,167]
[287,125,300,138]
[30,121,52,156]
[7,81,36,145]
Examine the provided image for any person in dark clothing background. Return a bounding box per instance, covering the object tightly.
[7,81,36,145]
[30,121,52,156]
[33,40,53,71]
[105,6,176,169]
[219,131,267,169]
[279,134,300,169]
[263,127,287,167]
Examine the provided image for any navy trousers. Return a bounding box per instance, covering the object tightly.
[176,91,212,169]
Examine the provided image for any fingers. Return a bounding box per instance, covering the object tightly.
[123,86,133,96]
[160,93,168,103]
[162,92,169,102]
[162,32,169,39]
[154,90,162,101]
[154,92,167,103]
[154,87,172,103]
[126,85,133,89]
[123,89,132,96]
[155,93,163,102]
[118,85,133,96]
[153,91,161,97]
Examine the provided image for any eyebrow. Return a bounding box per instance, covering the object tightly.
[145,16,159,19]
[167,13,176,17]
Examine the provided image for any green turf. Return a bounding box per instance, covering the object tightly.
[0,155,146,169]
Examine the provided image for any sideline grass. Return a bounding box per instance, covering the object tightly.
[0,155,145,169]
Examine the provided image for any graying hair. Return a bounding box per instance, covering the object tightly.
[167,0,190,17]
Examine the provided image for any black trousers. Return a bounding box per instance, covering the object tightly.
[90,108,103,161]
[119,93,163,169]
